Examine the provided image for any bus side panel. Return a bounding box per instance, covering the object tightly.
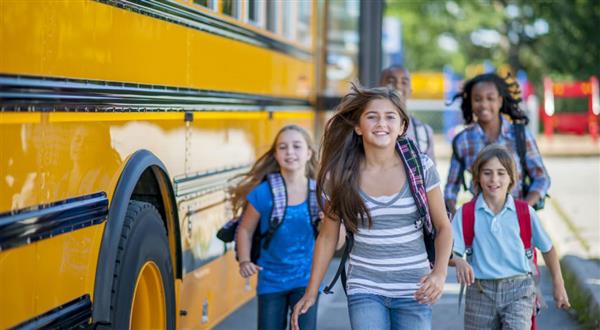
[0,0,313,98]
[180,252,255,329]
[0,113,186,327]
[0,245,36,328]
[34,226,105,322]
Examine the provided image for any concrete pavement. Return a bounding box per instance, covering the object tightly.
[213,259,579,329]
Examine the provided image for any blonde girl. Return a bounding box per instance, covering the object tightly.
[234,125,319,330]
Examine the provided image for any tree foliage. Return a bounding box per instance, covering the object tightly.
[385,0,600,82]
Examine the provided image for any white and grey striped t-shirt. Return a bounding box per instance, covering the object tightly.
[346,155,440,298]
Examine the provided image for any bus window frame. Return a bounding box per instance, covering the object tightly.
[245,0,266,29]
[221,0,242,20]
[266,0,280,34]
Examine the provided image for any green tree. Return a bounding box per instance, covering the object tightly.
[385,0,600,82]
[526,0,600,80]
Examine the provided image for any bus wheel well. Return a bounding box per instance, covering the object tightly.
[132,167,167,230]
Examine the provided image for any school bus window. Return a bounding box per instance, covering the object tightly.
[222,0,239,18]
[266,0,279,34]
[193,0,210,8]
[297,1,311,46]
[247,0,265,27]
[282,1,294,40]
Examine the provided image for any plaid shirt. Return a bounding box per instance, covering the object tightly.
[444,116,550,203]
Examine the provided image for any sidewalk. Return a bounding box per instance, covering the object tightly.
[537,186,600,329]
[214,259,579,329]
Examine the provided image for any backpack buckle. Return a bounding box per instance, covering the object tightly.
[465,247,473,256]
[525,249,533,259]
[414,219,422,229]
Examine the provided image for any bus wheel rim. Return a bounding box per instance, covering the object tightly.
[130,261,166,329]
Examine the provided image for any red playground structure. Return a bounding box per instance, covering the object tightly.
[542,76,599,141]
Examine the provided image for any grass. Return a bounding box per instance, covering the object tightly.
[560,259,600,330]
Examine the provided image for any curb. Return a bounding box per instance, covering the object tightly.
[537,198,599,329]
[561,256,600,330]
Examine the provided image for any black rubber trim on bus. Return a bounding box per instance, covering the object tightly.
[0,74,311,112]
[91,150,182,326]
[10,295,92,329]
[96,0,313,61]
[0,193,108,252]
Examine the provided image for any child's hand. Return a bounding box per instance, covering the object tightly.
[454,258,474,285]
[291,292,318,330]
[415,270,445,305]
[238,261,262,278]
[553,283,571,309]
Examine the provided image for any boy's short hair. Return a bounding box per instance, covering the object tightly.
[471,144,517,194]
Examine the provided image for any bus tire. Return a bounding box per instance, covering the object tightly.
[109,200,176,329]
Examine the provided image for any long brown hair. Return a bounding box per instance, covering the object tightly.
[471,144,517,195]
[317,83,409,233]
[229,125,318,215]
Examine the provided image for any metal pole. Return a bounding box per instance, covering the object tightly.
[358,0,384,88]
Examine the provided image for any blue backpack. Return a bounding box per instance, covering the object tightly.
[216,172,320,263]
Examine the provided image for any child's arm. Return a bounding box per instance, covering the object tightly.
[541,247,571,309]
[454,256,474,285]
[522,128,550,206]
[236,204,263,277]
[446,206,474,284]
[415,186,452,305]
[444,152,463,215]
[530,207,570,309]
[291,211,341,330]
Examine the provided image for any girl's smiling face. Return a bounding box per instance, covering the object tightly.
[478,156,511,199]
[274,129,311,173]
[355,98,405,149]
[471,81,503,125]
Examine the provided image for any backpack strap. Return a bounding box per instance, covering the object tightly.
[457,198,476,312]
[396,137,435,264]
[397,138,430,227]
[461,199,477,256]
[411,117,422,152]
[513,123,530,199]
[262,173,288,249]
[515,198,544,323]
[515,199,533,258]
[307,178,320,237]
[323,230,354,295]
[451,131,468,191]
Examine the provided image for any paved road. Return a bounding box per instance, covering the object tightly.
[214,260,579,329]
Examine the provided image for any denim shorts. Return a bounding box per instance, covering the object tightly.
[347,293,432,330]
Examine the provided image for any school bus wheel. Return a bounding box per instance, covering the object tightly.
[109,201,176,329]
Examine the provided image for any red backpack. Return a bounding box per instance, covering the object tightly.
[461,197,541,330]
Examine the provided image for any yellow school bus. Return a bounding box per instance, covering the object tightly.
[0,0,322,328]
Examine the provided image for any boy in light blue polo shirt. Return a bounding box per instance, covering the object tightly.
[450,144,570,330]
[452,194,552,280]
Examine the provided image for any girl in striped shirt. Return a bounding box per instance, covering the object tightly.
[292,84,453,330]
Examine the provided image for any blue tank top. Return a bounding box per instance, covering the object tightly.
[246,181,315,295]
